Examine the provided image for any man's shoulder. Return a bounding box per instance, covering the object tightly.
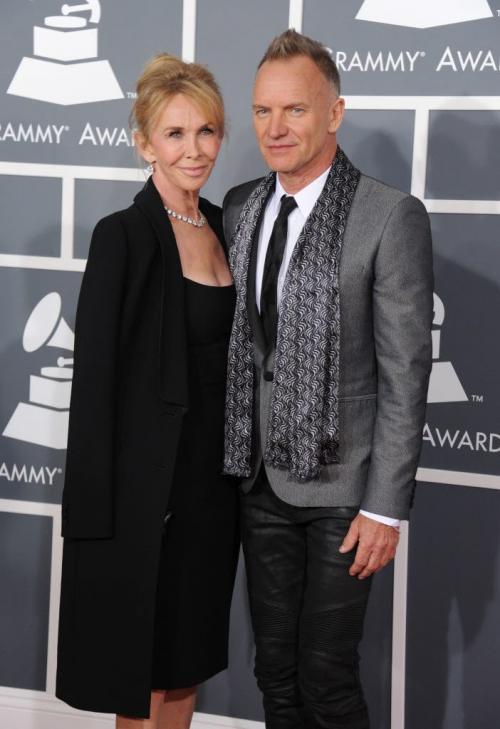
[358,173,408,206]
[356,173,426,216]
[223,177,265,211]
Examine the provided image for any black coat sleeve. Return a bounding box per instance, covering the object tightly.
[61,214,128,538]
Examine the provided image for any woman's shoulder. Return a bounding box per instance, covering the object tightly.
[91,201,154,254]
[94,201,144,234]
[87,203,150,267]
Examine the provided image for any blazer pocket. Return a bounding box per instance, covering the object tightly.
[340,393,377,402]
[338,395,377,463]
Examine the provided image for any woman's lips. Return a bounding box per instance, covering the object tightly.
[179,166,208,176]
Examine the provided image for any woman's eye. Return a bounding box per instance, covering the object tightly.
[168,130,182,138]
[200,127,214,135]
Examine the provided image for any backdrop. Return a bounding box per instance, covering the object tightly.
[0,2,499,728]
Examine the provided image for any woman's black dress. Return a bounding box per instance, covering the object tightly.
[151,276,240,690]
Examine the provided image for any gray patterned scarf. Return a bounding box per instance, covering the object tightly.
[224,148,360,482]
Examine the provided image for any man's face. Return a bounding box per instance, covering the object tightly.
[252,55,344,181]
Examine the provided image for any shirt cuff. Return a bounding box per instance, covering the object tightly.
[359,510,401,529]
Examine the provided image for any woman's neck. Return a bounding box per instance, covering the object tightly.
[152,174,200,218]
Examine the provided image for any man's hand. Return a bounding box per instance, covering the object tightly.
[339,513,399,580]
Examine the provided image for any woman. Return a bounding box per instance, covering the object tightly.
[56,54,240,728]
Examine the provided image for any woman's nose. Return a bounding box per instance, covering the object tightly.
[185,134,201,157]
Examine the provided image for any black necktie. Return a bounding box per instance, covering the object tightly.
[260,194,298,353]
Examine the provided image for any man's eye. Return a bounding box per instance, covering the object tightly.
[255,109,268,117]
[290,107,304,115]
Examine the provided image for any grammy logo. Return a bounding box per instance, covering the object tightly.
[427,293,468,404]
[3,293,75,450]
[356,0,493,29]
[7,0,124,106]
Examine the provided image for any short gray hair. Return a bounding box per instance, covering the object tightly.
[258,29,341,95]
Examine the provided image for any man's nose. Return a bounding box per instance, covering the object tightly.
[267,112,287,139]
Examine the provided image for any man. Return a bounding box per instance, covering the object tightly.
[223,30,433,728]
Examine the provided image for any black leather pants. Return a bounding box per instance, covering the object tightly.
[241,470,372,729]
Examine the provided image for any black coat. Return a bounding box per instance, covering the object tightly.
[56,178,227,717]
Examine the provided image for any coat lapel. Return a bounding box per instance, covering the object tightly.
[133,177,189,408]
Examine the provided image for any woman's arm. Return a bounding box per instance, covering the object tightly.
[61,213,128,539]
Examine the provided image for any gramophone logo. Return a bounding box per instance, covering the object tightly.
[3,293,74,450]
[427,293,468,404]
[7,1,124,106]
[356,0,494,29]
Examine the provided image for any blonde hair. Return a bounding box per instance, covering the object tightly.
[131,53,225,143]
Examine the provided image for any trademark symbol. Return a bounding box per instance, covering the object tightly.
[126,91,137,100]
[64,126,69,132]
[472,395,484,403]
[420,51,426,57]
[57,468,62,474]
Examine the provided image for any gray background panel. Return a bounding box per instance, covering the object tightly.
[406,483,500,729]
[339,110,414,193]
[0,176,61,256]
[426,111,500,200]
[0,512,52,690]
[421,214,500,474]
[74,179,144,259]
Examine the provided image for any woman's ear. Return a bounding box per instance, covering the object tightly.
[134,131,154,165]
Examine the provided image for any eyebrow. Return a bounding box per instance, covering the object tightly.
[252,102,309,110]
[161,123,215,132]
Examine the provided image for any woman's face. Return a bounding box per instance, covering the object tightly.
[141,93,222,194]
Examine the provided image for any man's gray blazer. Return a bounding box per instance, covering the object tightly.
[223,172,434,520]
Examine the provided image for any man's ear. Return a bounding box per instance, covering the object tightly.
[329,96,345,134]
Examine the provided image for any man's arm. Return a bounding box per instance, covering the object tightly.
[362,194,434,517]
[340,194,433,578]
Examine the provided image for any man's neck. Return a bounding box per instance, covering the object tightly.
[277,142,337,195]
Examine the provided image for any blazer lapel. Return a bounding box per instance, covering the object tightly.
[133,177,189,408]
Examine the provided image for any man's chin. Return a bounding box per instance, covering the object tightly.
[262,156,297,174]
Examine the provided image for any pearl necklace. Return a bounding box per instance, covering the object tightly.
[164,206,206,228]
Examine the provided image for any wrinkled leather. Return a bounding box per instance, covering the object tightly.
[242,471,372,729]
